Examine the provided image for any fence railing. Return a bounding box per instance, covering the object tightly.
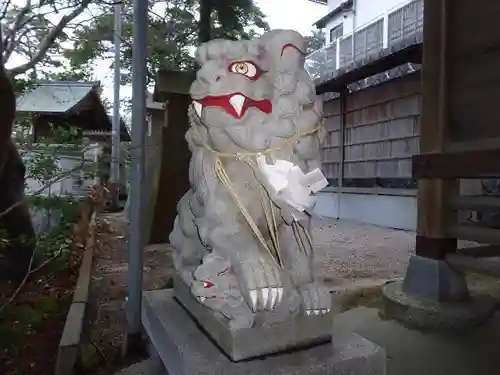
[306,0,424,82]
[20,143,101,199]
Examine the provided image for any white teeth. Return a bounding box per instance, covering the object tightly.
[199,297,206,303]
[193,101,202,117]
[229,94,245,116]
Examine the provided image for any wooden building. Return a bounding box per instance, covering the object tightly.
[16,81,130,143]
[412,0,500,273]
[308,0,424,230]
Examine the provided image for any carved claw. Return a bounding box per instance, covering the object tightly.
[261,288,269,308]
[249,290,258,311]
[235,254,284,312]
[270,287,279,309]
[305,307,330,316]
[248,287,284,312]
[238,255,284,312]
[299,282,331,317]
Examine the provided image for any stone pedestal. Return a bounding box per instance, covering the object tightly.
[381,255,498,330]
[173,274,333,361]
[142,289,386,375]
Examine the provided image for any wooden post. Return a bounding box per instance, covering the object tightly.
[149,70,194,244]
[339,88,347,188]
[336,88,347,219]
[415,0,458,260]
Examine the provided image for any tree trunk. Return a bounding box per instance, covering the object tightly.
[198,0,213,44]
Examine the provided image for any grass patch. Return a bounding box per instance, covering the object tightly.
[338,286,384,312]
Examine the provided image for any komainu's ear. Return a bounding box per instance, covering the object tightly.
[0,24,15,144]
[260,30,306,70]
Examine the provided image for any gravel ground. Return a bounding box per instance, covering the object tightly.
[82,212,174,375]
[89,213,500,375]
[313,217,414,289]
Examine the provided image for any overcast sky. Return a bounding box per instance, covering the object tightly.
[256,0,325,35]
[98,0,325,118]
[99,0,326,107]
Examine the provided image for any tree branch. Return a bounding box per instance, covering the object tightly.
[7,0,92,77]
[2,0,33,55]
[0,0,13,21]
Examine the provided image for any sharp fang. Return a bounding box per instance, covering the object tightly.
[199,297,206,303]
[193,101,203,118]
[229,94,245,116]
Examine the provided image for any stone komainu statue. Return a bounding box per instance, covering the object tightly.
[170,30,331,328]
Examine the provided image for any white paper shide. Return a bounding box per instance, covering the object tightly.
[256,154,328,212]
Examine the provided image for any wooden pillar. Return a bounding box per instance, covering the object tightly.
[149,70,195,244]
[415,0,458,259]
[33,115,50,143]
[143,109,165,244]
[338,88,347,188]
[336,88,347,219]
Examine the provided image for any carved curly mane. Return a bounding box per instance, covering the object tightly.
[185,33,325,170]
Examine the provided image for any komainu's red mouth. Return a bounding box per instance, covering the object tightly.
[193,93,272,119]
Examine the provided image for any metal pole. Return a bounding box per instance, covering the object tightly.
[337,88,346,220]
[111,1,122,203]
[126,0,147,351]
[351,0,357,62]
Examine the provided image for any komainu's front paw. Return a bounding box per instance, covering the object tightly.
[237,255,284,312]
[299,282,331,316]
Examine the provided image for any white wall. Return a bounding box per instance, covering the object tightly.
[327,0,343,11]
[314,191,417,231]
[355,0,411,27]
[323,0,413,44]
[23,144,101,198]
[324,13,353,44]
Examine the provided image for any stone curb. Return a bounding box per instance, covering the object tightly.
[381,280,500,331]
[55,211,97,375]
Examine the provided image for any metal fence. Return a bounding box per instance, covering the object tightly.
[306,0,424,82]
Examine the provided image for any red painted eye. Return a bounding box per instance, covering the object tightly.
[228,61,264,81]
[203,280,214,288]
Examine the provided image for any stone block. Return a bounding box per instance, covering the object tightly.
[142,289,386,375]
[173,274,332,361]
[402,255,469,302]
[382,280,498,331]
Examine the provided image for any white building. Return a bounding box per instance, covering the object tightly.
[306,0,424,231]
[306,0,423,80]
[313,0,419,44]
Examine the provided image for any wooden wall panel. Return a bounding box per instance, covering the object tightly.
[320,72,422,185]
[321,99,342,181]
[320,73,421,180]
[447,0,500,142]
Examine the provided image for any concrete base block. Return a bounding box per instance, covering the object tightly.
[112,357,166,375]
[142,289,386,375]
[173,274,332,361]
[381,280,498,331]
[381,256,499,330]
[402,255,470,302]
